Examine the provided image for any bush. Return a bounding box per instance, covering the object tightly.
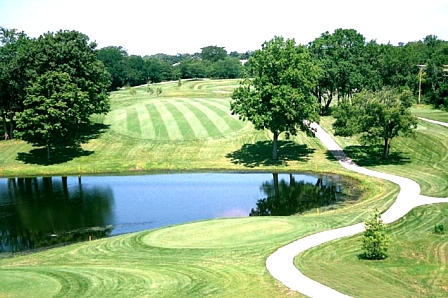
[361,209,389,260]
[129,87,136,95]
[156,87,162,96]
[435,224,445,234]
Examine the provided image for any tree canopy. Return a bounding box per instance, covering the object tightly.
[13,30,111,159]
[332,88,418,159]
[231,36,320,160]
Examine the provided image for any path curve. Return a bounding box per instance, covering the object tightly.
[266,122,448,298]
[418,117,448,128]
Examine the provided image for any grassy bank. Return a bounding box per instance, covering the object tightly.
[297,203,448,297]
[319,114,448,197]
[0,179,398,297]
[1,79,446,297]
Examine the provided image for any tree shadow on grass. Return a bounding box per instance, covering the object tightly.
[17,146,94,166]
[16,123,109,166]
[325,145,411,167]
[226,140,315,168]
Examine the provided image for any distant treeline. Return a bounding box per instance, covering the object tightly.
[96,45,253,90]
[98,29,448,109]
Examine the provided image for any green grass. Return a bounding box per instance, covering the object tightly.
[0,183,399,298]
[0,79,348,177]
[296,203,448,297]
[319,115,448,197]
[411,104,448,122]
[0,80,446,297]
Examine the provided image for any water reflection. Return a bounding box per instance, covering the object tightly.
[0,173,360,253]
[250,173,358,216]
[0,177,113,253]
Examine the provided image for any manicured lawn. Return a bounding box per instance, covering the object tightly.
[0,79,345,177]
[319,114,448,198]
[1,80,446,297]
[296,204,448,297]
[411,104,448,123]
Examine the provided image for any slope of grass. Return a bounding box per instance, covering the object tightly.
[0,177,398,298]
[1,79,347,177]
[296,203,448,297]
[411,104,448,122]
[319,115,448,197]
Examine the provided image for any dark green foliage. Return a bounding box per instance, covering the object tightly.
[361,209,389,260]
[96,46,127,91]
[333,88,418,159]
[200,45,227,62]
[231,36,320,160]
[434,224,444,234]
[13,30,111,159]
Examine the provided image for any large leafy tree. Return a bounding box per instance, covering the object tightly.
[15,72,88,159]
[231,36,320,160]
[0,27,30,138]
[200,45,227,62]
[332,88,417,159]
[14,30,111,159]
[308,29,367,113]
[96,46,128,90]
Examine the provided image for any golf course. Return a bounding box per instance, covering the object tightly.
[0,79,447,297]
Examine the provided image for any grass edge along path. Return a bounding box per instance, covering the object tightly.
[266,122,448,297]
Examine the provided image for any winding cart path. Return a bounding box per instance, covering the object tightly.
[266,120,448,297]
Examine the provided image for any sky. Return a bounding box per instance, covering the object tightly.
[1,0,448,56]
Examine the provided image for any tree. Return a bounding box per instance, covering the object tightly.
[308,29,367,113]
[96,46,128,90]
[332,88,417,159]
[361,209,389,260]
[15,71,88,159]
[200,45,227,62]
[14,30,111,159]
[231,36,320,160]
[0,27,30,139]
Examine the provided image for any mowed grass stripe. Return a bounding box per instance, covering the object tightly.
[163,102,197,139]
[179,99,231,134]
[180,101,222,137]
[151,101,183,140]
[166,101,209,139]
[146,103,169,140]
[136,104,155,139]
[192,98,246,132]
[126,108,141,136]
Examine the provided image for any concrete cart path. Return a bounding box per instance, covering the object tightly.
[266,122,448,298]
[418,117,448,128]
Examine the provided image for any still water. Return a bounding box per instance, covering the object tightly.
[0,173,360,253]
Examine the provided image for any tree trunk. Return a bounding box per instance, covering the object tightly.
[47,145,51,160]
[272,131,279,161]
[382,138,391,159]
[2,113,7,139]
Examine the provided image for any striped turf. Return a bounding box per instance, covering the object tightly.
[105,98,246,141]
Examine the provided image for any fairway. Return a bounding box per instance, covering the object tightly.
[106,97,246,140]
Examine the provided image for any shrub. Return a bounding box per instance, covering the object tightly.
[129,87,136,95]
[361,209,389,260]
[156,87,162,96]
[434,224,445,234]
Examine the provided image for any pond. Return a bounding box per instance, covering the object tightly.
[0,173,361,253]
